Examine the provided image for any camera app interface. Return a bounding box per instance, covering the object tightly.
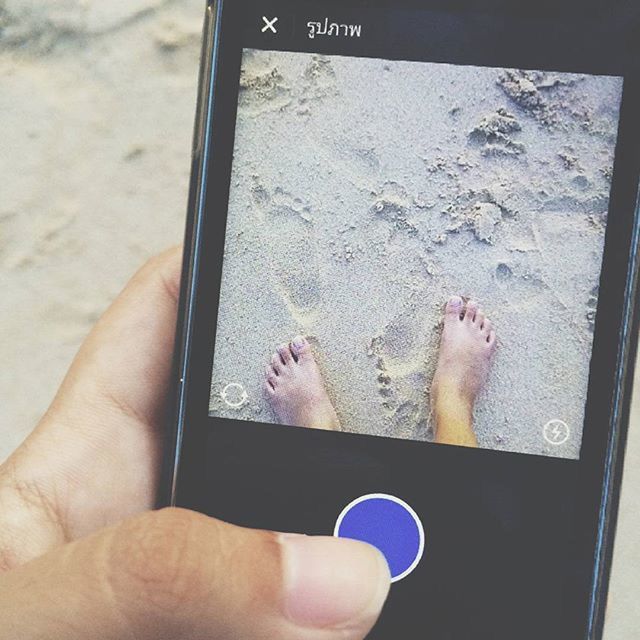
[209,18,624,461]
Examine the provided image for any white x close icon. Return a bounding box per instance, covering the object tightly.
[261,16,278,33]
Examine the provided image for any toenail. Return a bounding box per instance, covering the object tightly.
[293,336,307,349]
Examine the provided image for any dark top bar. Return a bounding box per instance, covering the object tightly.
[244,0,639,75]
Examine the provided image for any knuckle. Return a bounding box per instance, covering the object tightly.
[142,248,179,273]
[136,253,166,283]
[140,248,182,301]
[108,508,211,614]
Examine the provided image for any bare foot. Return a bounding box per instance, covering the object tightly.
[265,336,340,431]
[431,296,496,447]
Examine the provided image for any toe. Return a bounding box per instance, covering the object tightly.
[464,300,479,322]
[265,367,277,391]
[483,318,493,334]
[445,295,464,320]
[476,311,486,329]
[487,330,497,346]
[290,335,312,362]
[270,354,282,374]
[277,343,293,365]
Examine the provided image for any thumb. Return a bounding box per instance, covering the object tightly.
[0,508,390,639]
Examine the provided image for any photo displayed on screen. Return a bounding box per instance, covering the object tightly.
[209,48,624,460]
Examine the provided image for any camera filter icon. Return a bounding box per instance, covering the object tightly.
[543,419,570,446]
[221,383,248,409]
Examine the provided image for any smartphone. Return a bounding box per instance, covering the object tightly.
[161,0,640,637]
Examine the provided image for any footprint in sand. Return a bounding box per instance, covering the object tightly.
[468,108,526,157]
[370,182,418,237]
[238,52,292,115]
[251,180,321,322]
[303,55,337,96]
[368,306,433,440]
[296,55,339,115]
[586,285,599,331]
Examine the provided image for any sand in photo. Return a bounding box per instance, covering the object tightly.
[209,50,623,459]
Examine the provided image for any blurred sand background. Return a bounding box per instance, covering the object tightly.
[0,1,637,636]
[211,49,621,460]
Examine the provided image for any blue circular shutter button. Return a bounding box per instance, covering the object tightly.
[334,493,425,583]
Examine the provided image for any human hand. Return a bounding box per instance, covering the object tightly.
[0,248,390,639]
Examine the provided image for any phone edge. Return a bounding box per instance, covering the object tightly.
[157,0,223,509]
[589,185,640,639]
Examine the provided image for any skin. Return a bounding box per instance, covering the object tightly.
[265,337,341,431]
[431,296,497,448]
[0,247,390,640]
[266,296,496,448]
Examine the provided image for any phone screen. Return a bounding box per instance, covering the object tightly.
[210,50,622,461]
[172,1,640,638]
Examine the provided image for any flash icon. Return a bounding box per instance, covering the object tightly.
[543,419,570,446]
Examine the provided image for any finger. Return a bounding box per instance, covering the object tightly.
[0,247,183,562]
[0,509,390,640]
[49,245,183,431]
